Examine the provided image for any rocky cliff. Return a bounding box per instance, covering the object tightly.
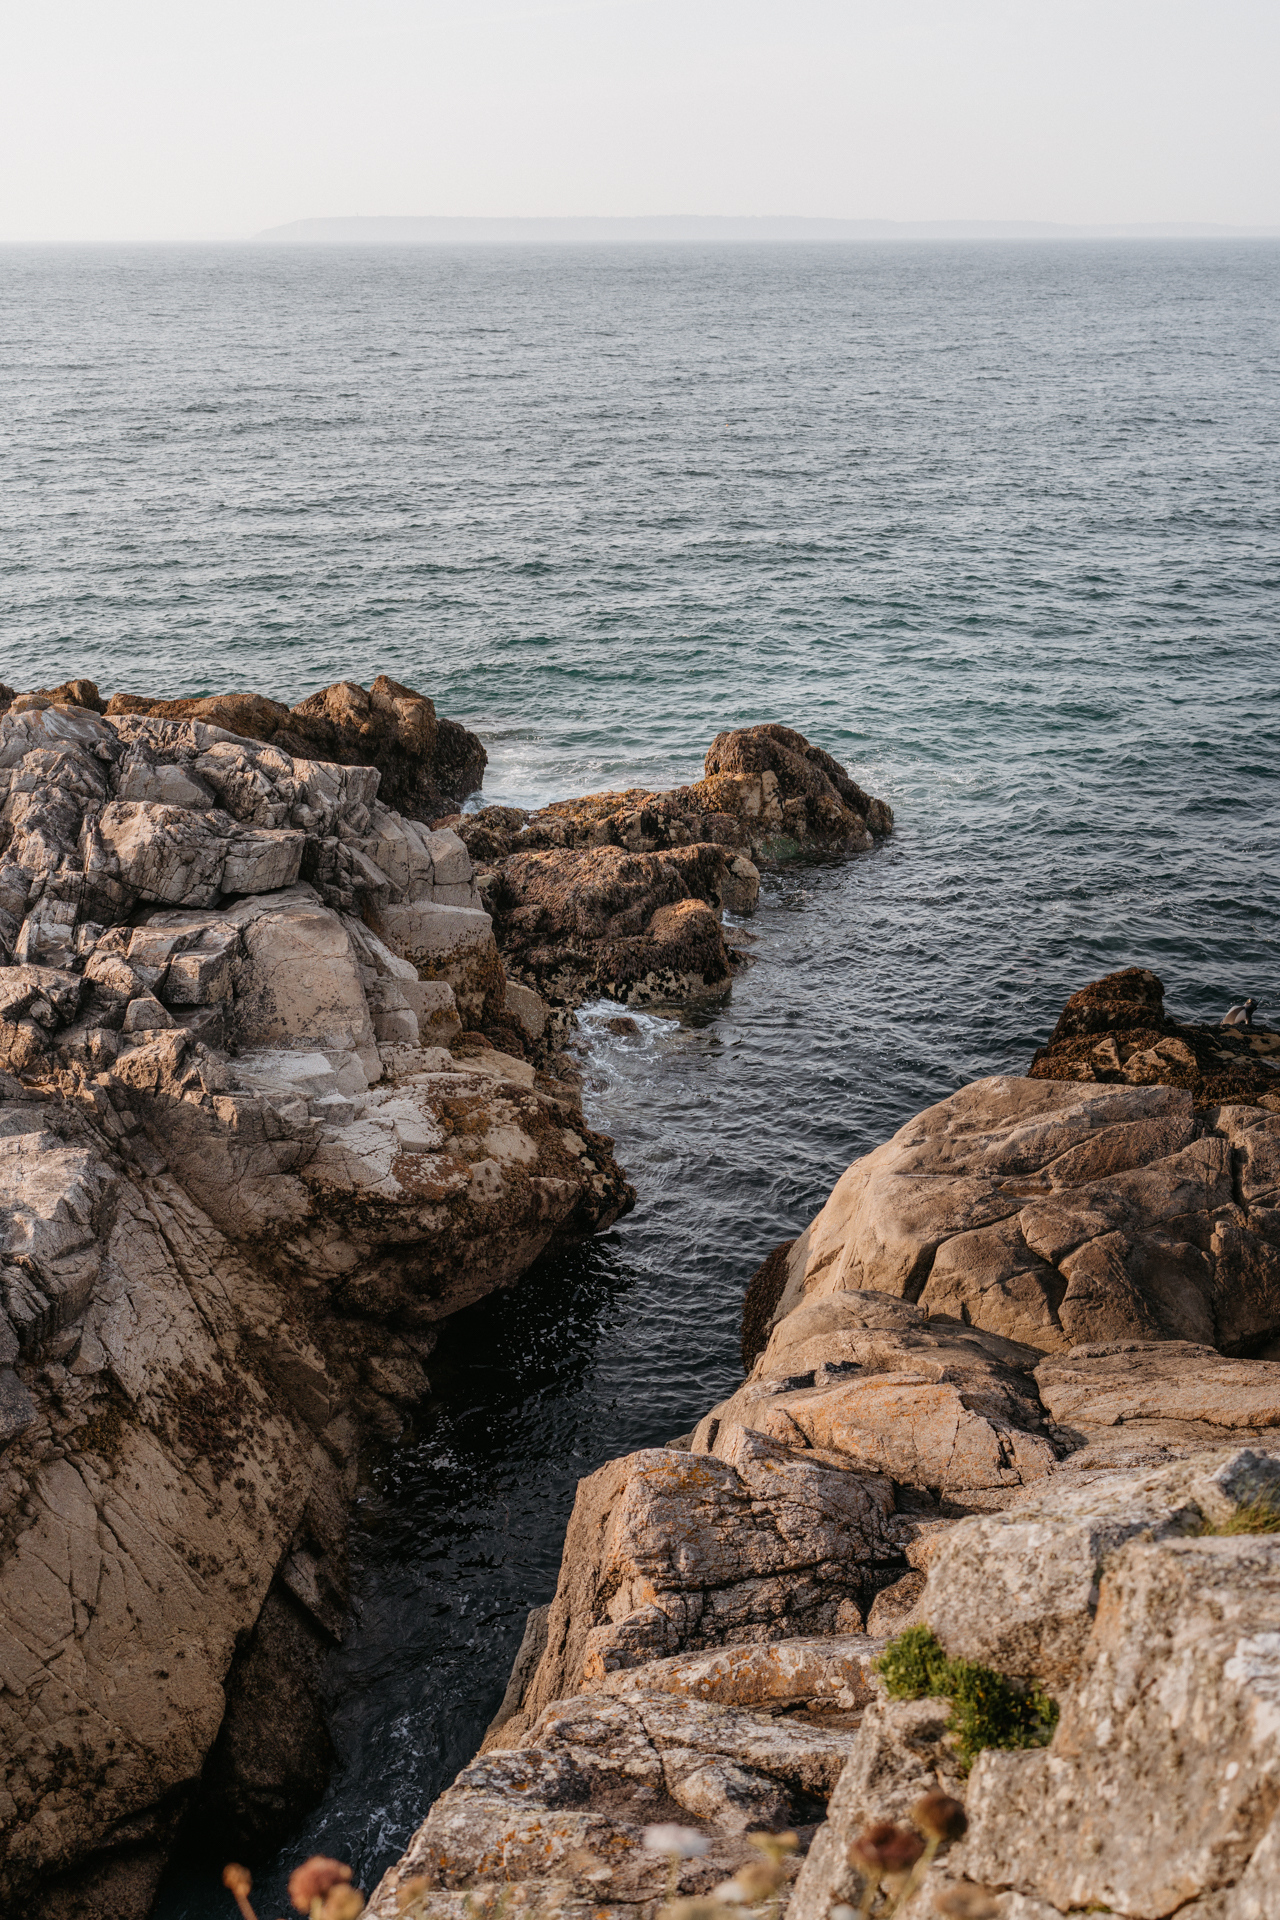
[0,683,633,1914]
[0,681,893,1914]
[373,984,1280,1920]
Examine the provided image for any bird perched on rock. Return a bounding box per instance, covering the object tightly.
[1223,998,1258,1029]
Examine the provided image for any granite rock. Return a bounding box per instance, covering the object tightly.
[0,691,639,1910]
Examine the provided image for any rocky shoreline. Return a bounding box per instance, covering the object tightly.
[369,972,1280,1920]
[0,676,893,1914]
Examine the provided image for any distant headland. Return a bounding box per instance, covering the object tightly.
[253,214,1280,244]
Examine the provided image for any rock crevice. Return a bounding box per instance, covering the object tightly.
[374,973,1280,1920]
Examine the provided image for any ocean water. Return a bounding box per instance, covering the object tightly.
[2,240,1278,1912]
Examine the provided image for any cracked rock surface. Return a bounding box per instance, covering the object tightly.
[0,684,634,1912]
[378,1005,1280,1920]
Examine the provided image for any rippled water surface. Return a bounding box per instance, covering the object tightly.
[3,241,1278,1913]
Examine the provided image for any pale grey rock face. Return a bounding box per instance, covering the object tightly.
[772,1076,1280,1359]
[374,1077,1280,1920]
[786,1695,967,1920]
[959,1529,1280,1916]
[0,703,636,1910]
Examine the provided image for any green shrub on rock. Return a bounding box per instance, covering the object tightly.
[875,1626,1059,1769]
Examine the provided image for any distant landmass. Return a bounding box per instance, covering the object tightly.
[254,215,1278,245]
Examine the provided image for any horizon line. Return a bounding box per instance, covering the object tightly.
[252,213,1280,244]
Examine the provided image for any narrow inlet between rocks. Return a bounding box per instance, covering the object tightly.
[154,844,1003,1920]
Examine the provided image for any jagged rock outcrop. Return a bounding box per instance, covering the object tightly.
[456,725,892,1007]
[0,693,632,1913]
[60,673,490,822]
[758,1076,1280,1360]
[376,1059,1280,1920]
[1030,965,1280,1111]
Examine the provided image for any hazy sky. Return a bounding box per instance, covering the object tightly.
[3,0,1277,241]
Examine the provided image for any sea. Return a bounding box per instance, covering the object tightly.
[2,239,1278,1914]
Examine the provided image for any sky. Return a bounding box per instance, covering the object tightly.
[2,0,1278,241]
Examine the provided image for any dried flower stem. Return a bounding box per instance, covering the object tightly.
[885,1836,941,1917]
[222,1865,259,1920]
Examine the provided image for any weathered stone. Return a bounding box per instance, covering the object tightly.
[0,692,645,1908]
[593,1633,886,1711]
[370,1683,848,1920]
[457,725,889,1009]
[506,980,549,1040]
[786,1696,967,1920]
[1030,966,1280,1112]
[369,901,506,1027]
[767,1077,1280,1358]
[1037,1342,1280,1435]
[959,1530,1280,1916]
[495,1425,896,1750]
[106,674,486,820]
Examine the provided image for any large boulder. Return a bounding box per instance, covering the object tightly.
[758,1077,1280,1358]
[1030,966,1280,1111]
[491,1423,897,1751]
[489,844,742,1008]
[103,674,486,820]
[460,723,891,872]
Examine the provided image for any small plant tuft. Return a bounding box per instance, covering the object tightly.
[874,1627,1059,1770]
[1202,1495,1280,1536]
[875,1625,954,1700]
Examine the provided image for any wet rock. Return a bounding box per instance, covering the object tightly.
[196,1583,335,1858]
[488,844,740,1009]
[1030,966,1280,1112]
[457,724,890,1008]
